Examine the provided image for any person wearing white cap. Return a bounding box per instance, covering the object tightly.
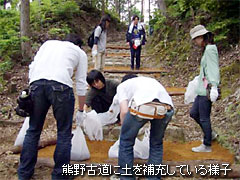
[189,25,220,152]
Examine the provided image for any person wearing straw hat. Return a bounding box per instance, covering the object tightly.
[189,25,220,152]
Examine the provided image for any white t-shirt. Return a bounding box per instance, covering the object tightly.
[29,40,88,96]
[115,76,174,107]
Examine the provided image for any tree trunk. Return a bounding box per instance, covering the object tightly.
[115,0,120,18]
[128,0,131,24]
[157,0,167,16]
[3,0,7,9]
[141,0,144,22]
[148,0,151,22]
[102,0,105,15]
[20,0,32,63]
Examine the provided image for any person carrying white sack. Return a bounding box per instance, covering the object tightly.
[114,74,174,180]
[92,15,111,72]
[189,25,220,153]
[18,34,88,180]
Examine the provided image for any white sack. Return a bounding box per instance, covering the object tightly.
[83,110,103,141]
[184,76,199,104]
[71,126,90,161]
[14,117,30,146]
[97,102,120,126]
[108,129,150,159]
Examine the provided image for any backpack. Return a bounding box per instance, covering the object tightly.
[87,26,103,48]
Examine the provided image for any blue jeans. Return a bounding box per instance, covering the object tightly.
[190,95,212,146]
[118,109,174,180]
[18,79,75,180]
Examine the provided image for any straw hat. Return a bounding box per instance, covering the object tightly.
[190,25,209,40]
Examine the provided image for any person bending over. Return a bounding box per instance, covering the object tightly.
[84,69,119,113]
[114,74,174,180]
[18,34,88,180]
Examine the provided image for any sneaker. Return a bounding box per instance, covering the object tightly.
[110,175,120,180]
[201,131,219,142]
[192,144,212,152]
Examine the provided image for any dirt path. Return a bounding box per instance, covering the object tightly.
[0,39,239,180]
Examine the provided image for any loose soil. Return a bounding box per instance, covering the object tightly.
[38,140,234,164]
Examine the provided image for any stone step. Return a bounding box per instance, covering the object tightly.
[102,122,186,143]
[103,69,169,74]
[106,45,130,50]
[106,53,145,58]
[105,62,131,66]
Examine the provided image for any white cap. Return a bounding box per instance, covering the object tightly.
[190,25,209,40]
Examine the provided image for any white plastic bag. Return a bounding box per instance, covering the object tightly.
[71,126,90,161]
[92,49,97,57]
[134,129,149,159]
[14,117,29,146]
[97,101,120,126]
[108,129,150,159]
[83,110,103,141]
[92,45,97,57]
[184,76,199,104]
[108,139,119,158]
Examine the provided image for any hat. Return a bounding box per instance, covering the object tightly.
[190,25,209,40]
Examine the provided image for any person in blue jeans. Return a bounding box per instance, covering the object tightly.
[17,34,88,180]
[189,25,220,153]
[126,15,146,70]
[114,74,174,180]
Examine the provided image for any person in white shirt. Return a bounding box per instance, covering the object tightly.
[92,15,111,71]
[18,34,88,180]
[114,74,174,180]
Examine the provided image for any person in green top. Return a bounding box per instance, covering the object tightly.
[83,69,120,113]
[189,25,220,152]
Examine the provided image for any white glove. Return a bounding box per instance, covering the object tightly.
[210,86,218,102]
[76,111,84,127]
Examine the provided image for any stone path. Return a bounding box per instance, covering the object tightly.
[87,40,188,140]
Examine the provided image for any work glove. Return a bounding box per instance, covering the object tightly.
[76,111,84,127]
[210,86,218,102]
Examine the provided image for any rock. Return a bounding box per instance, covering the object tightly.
[3,72,11,80]
[102,126,110,137]
[235,155,240,163]
[176,111,185,116]
[110,126,121,139]
[164,125,186,142]
[8,83,17,93]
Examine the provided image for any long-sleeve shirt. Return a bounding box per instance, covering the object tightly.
[85,79,119,107]
[94,26,107,53]
[29,40,88,96]
[196,44,220,96]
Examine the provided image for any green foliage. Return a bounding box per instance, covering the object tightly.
[150,10,166,32]
[52,0,80,19]
[152,0,240,46]
[0,59,13,73]
[0,10,21,63]
[131,7,142,21]
[30,0,79,28]
[48,26,70,39]
[220,60,240,98]
[0,59,13,92]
